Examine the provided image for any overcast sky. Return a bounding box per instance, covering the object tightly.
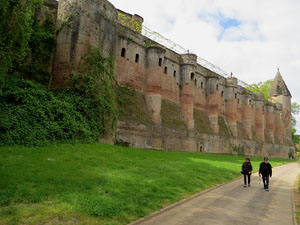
[109,0,300,133]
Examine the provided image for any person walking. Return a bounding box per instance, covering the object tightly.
[259,156,272,191]
[241,157,253,187]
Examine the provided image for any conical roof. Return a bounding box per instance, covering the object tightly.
[269,69,291,97]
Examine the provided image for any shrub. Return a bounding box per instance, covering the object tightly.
[69,48,118,137]
[0,76,96,146]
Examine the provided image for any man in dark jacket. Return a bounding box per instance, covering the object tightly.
[259,156,272,191]
[242,157,253,187]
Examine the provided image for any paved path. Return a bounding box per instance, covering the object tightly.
[134,162,299,225]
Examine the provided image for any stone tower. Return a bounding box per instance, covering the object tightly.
[269,69,292,143]
[145,46,165,124]
[52,0,118,86]
[225,77,238,137]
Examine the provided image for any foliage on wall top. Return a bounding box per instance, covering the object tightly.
[117,12,142,34]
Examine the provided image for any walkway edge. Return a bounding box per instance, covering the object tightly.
[293,173,300,225]
[129,162,295,225]
[129,175,243,225]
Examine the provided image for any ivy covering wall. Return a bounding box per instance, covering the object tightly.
[0,1,124,146]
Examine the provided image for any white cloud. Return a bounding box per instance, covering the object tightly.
[109,0,300,132]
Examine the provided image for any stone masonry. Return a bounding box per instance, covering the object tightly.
[49,0,294,158]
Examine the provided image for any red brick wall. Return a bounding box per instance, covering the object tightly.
[181,81,195,129]
[255,106,264,141]
[162,75,180,103]
[115,56,146,91]
[194,87,206,110]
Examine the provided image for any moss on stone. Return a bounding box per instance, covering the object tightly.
[161,99,187,130]
[117,87,152,126]
[251,129,260,143]
[264,133,274,144]
[237,121,250,140]
[218,116,232,138]
[194,109,214,134]
[274,134,282,144]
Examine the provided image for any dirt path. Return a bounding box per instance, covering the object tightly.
[132,162,299,225]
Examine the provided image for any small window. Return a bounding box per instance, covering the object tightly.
[121,48,126,57]
[216,84,219,91]
[135,54,139,63]
[235,93,237,99]
[249,99,252,105]
[201,82,203,89]
[221,91,224,97]
[158,58,162,67]
[164,66,167,74]
[194,79,197,86]
[173,70,176,77]
[191,73,195,79]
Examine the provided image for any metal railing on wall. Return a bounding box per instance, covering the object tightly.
[142,25,250,88]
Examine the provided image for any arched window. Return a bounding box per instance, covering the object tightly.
[191,73,195,79]
[135,54,139,63]
[216,84,219,91]
[235,93,237,99]
[201,82,203,89]
[164,66,168,74]
[121,48,126,57]
[221,91,224,97]
[158,58,162,67]
[173,70,176,77]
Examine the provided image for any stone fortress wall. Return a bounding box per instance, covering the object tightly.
[48,0,295,157]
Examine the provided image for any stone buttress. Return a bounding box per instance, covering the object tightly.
[179,54,197,133]
[145,46,165,124]
[225,77,238,137]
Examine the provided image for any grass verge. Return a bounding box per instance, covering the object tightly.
[0,143,292,225]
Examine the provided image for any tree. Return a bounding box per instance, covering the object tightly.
[246,80,273,100]
[292,128,300,152]
[291,102,300,128]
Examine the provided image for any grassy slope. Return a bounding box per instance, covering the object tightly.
[0,143,292,225]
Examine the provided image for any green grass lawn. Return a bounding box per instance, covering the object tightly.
[0,143,292,225]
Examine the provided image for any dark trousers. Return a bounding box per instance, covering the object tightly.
[244,174,251,185]
[262,175,269,189]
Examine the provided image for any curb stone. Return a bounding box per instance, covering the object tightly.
[129,175,243,225]
[129,162,295,225]
[293,172,300,225]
